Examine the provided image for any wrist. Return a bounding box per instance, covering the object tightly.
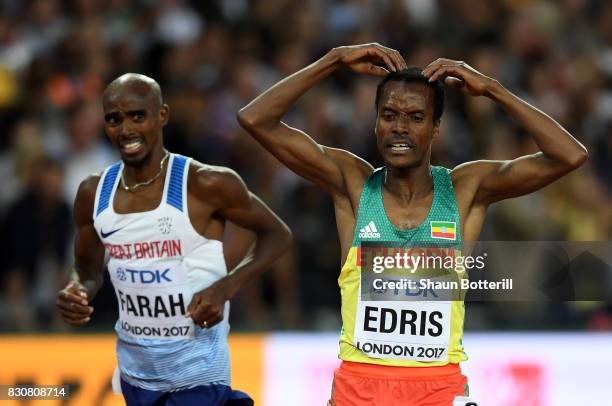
[325,47,343,67]
[484,79,504,99]
[216,276,240,301]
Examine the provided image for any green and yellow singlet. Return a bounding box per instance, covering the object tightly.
[338,166,468,367]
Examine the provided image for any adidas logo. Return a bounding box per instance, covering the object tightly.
[359,221,381,239]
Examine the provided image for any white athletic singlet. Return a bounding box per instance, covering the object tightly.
[93,153,231,391]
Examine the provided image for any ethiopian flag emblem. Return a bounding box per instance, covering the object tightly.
[430,221,456,240]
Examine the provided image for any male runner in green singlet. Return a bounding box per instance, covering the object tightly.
[237,43,587,405]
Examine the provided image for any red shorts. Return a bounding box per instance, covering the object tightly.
[329,361,469,406]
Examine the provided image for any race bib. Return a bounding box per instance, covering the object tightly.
[109,262,195,340]
[355,243,465,361]
[354,300,451,361]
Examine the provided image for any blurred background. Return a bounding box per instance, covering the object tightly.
[0,0,610,405]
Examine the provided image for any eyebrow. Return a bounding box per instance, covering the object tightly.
[104,109,147,121]
[382,106,426,114]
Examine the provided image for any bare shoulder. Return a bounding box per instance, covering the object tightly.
[450,160,507,219]
[451,160,500,186]
[189,160,245,187]
[188,160,248,207]
[74,174,102,224]
[324,147,374,197]
[76,174,102,202]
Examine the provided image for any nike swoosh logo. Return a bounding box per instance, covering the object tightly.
[101,228,123,238]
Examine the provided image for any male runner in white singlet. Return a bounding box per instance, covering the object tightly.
[56,74,291,406]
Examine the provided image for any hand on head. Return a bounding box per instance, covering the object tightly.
[334,43,408,77]
[422,59,496,97]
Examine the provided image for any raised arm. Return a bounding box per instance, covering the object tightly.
[237,43,406,194]
[186,168,292,328]
[56,176,106,325]
[423,59,588,205]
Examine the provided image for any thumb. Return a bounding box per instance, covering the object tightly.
[186,294,201,316]
[368,64,390,77]
[444,76,464,90]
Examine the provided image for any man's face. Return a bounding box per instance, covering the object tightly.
[375,81,439,170]
[102,86,168,167]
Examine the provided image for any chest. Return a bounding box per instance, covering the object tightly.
[381,190,434,231]
[113,181,166,213]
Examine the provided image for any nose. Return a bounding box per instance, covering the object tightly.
[392,112,410,134]
[119,120,135,137]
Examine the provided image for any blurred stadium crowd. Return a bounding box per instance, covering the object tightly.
[0,0,610,333]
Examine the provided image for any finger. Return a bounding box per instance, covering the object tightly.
[66,281,88,298]
[370,48,396,72]
[395,51,408,70]
[430,63,468,81]
[61,314,91,325]
[429,65,462,82]
[189,303,210,324]
[58,308,91,323]
[185,294,201,317]
[57,300,93,315]
[58,309,88,321]
[59,290,89,306]
[424,58,454,70]
[422,59,443,75]
[444,76,464,89]
[389,49,405,71]
[197,306,222,324]
[205,313,224,328]
[384,47,407,70]
[366,64,390,77]
[423,59,455,77]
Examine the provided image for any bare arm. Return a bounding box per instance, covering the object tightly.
[56,176,106,325]
[187,168,292,328]
[424,59,588,205]
[237,43,406,194]
[222,222,255,273]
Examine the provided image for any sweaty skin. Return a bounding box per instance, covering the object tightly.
[237,44,588,264]
[57,73,291,328]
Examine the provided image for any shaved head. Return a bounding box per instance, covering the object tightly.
[103,73,163,108]
[102,73,169,167]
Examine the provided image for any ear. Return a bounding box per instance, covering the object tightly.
[160,104,170,127]
[432,120,441,138]
[374,107,385,138]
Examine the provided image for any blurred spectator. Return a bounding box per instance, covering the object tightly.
[0,155,71,331]
[59,100,117,202]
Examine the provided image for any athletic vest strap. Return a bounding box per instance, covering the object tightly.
[167,155,188,212]
[96,162,121,217]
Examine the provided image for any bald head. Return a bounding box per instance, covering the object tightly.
[102,73,169,167]
[103,73,163,108]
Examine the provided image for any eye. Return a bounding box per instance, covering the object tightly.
[132,113,145,122]
[382,112,394,121]
[412,114,424,123]
[105,115,120,126]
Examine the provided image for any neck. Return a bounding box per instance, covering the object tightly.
[383,163,433,202]
[123,148,167,183]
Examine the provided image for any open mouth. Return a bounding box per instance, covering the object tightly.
[389,143,413,152]
[119,138,145,155]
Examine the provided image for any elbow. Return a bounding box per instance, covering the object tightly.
[236,106,260,131]
[237,105,278,134]
[270,222,293,256]
[279,224,293,254]
[567,146,588,169]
